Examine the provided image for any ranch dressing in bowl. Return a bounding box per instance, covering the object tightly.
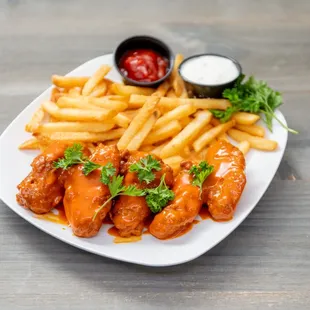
[178,54,242,98]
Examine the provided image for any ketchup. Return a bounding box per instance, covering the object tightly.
[119,49,168,82]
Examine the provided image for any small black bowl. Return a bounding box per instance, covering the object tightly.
[178,53,242,98]
[114,35,174,88]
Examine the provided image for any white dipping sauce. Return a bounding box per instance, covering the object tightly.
[180,55,239,85]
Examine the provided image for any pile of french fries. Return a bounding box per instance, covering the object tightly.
[20,54,278,174]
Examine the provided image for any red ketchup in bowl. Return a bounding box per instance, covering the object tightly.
[119,49,168,83]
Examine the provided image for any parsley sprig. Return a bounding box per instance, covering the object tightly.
[144,174,175,213]
[53,143,102,176]
[189,161,214,196]
[129,155,161,184]
[92,173,145,220]
[210,75,298,134]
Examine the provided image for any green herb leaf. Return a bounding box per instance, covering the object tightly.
[189,161,214,195]
[82,160,102,176]
[53,143,85,170]
[100,162,117,185]
[211,75,298,134]
[144,174,175,213]
[129,155,161,184]
[122,185,145,197]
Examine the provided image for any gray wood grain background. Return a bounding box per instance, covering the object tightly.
[0,0,309,309]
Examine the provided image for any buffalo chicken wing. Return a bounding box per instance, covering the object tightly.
[17,142,68,214]
[202,140,246,221]
[111,151,174,237]
[62,144,120,238]
[149,162,202,240]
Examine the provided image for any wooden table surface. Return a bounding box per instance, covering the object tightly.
[1,0,310,309]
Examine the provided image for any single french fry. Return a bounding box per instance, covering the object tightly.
[113,113,130,128]
[58,96,128,112]
[153,104,196,130]
[42,101,116,122]
[117,96,160,150]
[127,111,159,151]
[232,112,260,125]
[160,110,212,158]
[163,155,183,174]
[143,120,182,145]
[18,138,40,150]
[129,95,231,110]
[237,140,251,155]
[217,132,230,142]
[82,65,111,96]
[89,80,108,97]
[36,122,114,133]
[170,54,188,97]
[47,128,125,142]
[57,96,102,110]
[25,107,45,132]
[52,75,89,89]
[152,80,170,97]
[193,120,236,152]
[110,83,154,97]
[235,124,265,137]
[166,88,177,98]
[228,129,277,151]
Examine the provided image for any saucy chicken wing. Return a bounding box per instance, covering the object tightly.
[62,144,120,238]
[111,151,174,237]
[16,142,68,214]
[202,140,246,221]
[149,162,202,240]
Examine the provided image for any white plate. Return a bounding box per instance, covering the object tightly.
[0,54,288,267]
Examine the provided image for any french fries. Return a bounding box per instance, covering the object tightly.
[127,111,159,151]
[193,120,236,152]
[36,122,114,133]
[47,128,125,142]
[153,104,196,130]
[160,110,212,158]
[228,129,277,151]
[143,120,182,145]
[170,54,188,98]
[18,138,40,150]
[89,81,108,97]
[235,124,265,137]
[237,141,251,155]
[52,75,89,89]
[82,65,111,96]
[22,61,280,171]
[42,101,116,122]
[117,96,160,150]
[110,83,154,97]
[232,112,260,125]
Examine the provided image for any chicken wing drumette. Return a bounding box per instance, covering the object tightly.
[62,144,120,238]
[111,151,174,237]
[202,140,246,221]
